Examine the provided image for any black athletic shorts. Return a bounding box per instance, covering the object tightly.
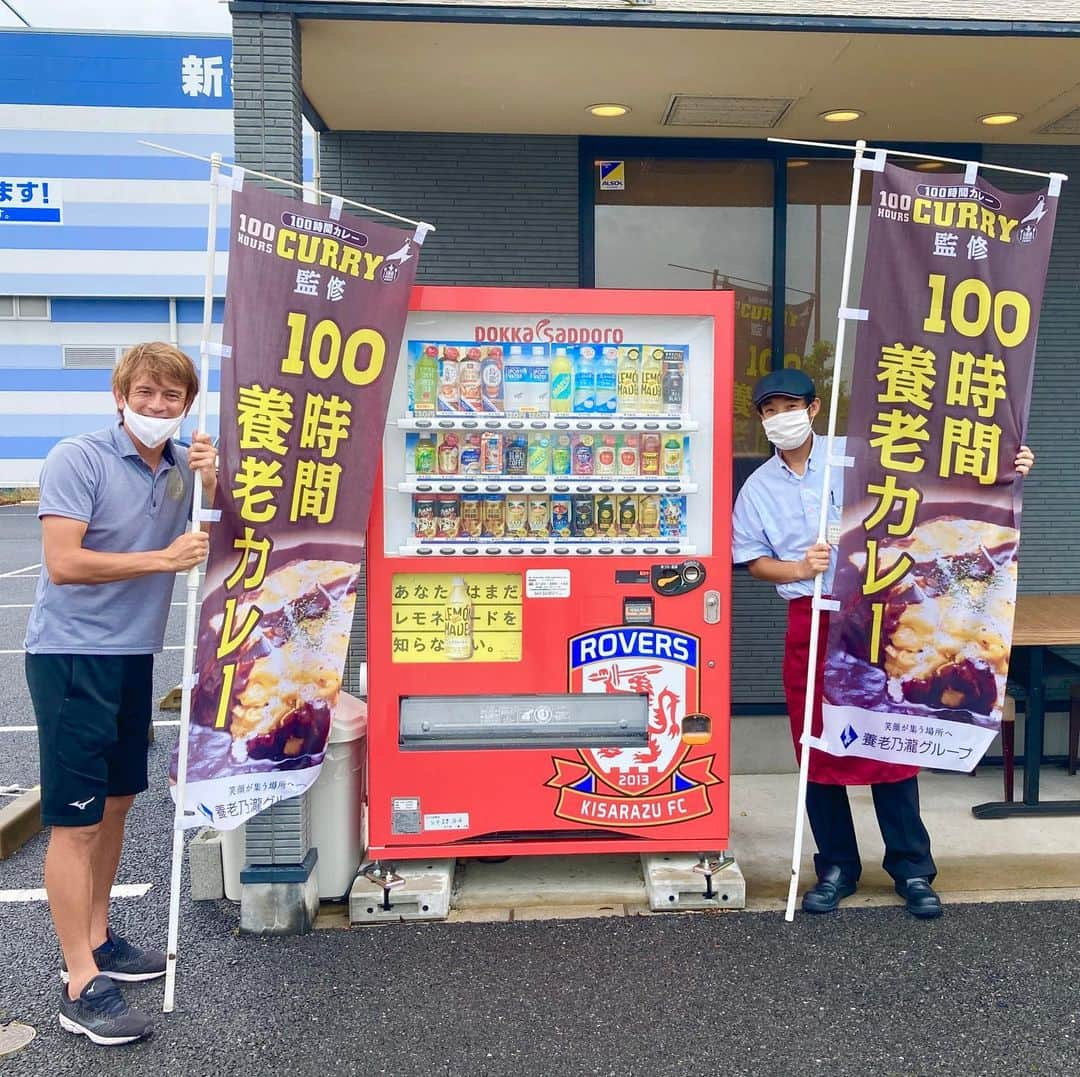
[25,653,154,827]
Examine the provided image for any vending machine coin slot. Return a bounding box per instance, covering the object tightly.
[650,560,706,597]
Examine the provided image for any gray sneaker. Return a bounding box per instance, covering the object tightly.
[61,929,167,984]
[58,975,153,1046]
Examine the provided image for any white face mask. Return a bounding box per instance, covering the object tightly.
[762,407,813,451]
[122,404,183,449]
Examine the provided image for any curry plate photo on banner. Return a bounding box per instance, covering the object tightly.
[822,163,1060,773]
[170,184,423,829]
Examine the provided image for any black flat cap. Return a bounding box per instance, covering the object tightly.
[751,368,816,408]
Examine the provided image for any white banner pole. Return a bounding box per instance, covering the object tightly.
[163,151,222,1012]
[784,139,867,923]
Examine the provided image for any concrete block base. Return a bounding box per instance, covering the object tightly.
[0,787,41,860]
[641,852,746,912]
[240,871,321,935]
[349,860,455,924]
[188,827,225,901]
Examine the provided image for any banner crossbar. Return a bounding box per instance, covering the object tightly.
[768,137,1068,184]
[138,140,436,233]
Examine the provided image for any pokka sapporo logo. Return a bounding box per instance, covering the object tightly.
[547,626,721,828]
[473,319,626,346]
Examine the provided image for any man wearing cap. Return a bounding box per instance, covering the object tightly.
[732,369,1033,918]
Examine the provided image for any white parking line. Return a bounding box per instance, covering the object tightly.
[0,646,186,655]
[0,883,152,903]
[0,721,181,733]
[0,563,41,578]
[0,602,196,609]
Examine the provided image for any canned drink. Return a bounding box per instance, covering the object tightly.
[618,494,638,536]
[640,433,661,477]
[571,493,595,537]
[483,493,505,537]
[594,493,616,536]
[660,495,685,538]
[481,431,504,474]
[618,433,640,477]
[527,494,550,537]
[505,495,528,536]
[639,493,661,537]
[571,433,595,476]
[551,433,572,476]
[505,434,528,476]
[595,434,617,477]
[413,494,437,540]
[436,493,460,539]
[460,492,483,538]
[550,493,571,536]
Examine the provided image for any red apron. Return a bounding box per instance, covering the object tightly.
[783,596,919,786]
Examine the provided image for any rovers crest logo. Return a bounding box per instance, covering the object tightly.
[547,626,720,828]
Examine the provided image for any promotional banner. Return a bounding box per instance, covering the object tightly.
[732,285,814,455]
[173,183,422,829]
[822,163,1059,772]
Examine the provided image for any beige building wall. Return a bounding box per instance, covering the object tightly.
[303,0,1080,23]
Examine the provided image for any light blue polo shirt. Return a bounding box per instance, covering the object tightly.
[25,423,193,655]
[732,433,845,601]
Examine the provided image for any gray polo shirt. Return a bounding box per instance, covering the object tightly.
[24,422,194,655]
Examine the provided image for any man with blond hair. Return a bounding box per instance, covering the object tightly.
[24,342,217,1045]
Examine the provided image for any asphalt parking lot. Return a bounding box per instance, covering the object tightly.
[1,502,1079,1076]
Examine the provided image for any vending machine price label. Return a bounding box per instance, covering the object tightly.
[525,569,571,598]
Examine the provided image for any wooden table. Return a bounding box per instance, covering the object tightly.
[973,594,1080,819]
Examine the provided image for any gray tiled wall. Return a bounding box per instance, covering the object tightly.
[233,12,1079,705]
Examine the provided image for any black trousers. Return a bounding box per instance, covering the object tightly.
[805,777,936,884]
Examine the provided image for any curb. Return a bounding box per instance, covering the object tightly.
[0,787,42,860]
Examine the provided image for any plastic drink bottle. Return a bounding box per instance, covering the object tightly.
[549,347,573,414]
[503,345,528,415]
[617,347,640,414]
[572,347,596,414]
[639,346,664,415]
[414,433,436,474]
[459,347,483,413]
[595,347,618,415]
[662,355,684,416]
[414,344,439,414]
[445,577,474,660]
[437,345,461,413]
[528,433,552,475]
[481,346,504,413]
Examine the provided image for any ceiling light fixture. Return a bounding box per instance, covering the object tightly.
[588,103,630,118]
[979,112,1021,126]
[915,161,946,171]
[787,159,810,168]
[820,109,863,123]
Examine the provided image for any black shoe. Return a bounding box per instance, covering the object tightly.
[62,929,167,984]
[801,866,858,913]
[895,877,943,919]
[58,975,153,1046]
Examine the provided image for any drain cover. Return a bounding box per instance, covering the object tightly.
[0,1022,36,1057]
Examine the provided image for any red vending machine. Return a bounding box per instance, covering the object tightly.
[366,287,733,860]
